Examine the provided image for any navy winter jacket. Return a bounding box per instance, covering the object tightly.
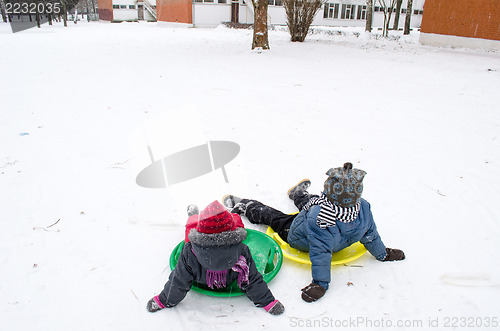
[286,198,387,289]
[158,228,275,308]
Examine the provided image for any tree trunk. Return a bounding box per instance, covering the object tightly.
[0,0,7,23]
[376,0,388,36]
[86,0,91,21]
[365,0,373,32]
[392,0,402,30]
[62,0,68,27]
[252,0,269,50]
[404,0,412,35]
[386,7,393,36]
[47,0,53,26]
[35,0,41,28]
[283,0,322,42]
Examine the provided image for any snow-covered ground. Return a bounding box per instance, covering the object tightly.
[1,21,500,330]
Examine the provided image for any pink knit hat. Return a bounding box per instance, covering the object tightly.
[196,200,235,234]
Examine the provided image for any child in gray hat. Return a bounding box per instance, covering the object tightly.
[223,162,405,303]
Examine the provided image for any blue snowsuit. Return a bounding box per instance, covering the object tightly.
[286,198,387,289]
[242,196,387,291]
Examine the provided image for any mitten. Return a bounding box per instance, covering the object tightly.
[382,248,405,261]
[301,283,326,303]
[263,300,285,315]
[146,295,166,313]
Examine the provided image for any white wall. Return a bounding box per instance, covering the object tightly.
[192,3,258,27]
[190,0,425,28]
[112,0,157,21]
[239,4,253,24]
[420,32,500,51]
[113,8,139,21]
[268,5,286,25]
[314,0,424,28]
[193,3,231,27]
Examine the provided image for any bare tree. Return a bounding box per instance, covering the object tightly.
[365,0,373,32]
[61,0,68,26]
[282,0,323,42]
[35,0,41,28]
[376,0,397,37]
[251,0,269,49]
[403,0,413,35]
[45,0,53,25]
[392,0,402,30]
[0,0,7,23]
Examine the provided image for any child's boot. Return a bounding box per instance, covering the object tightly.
[222,194,242,208]
[187,204,199,216]
[222,195,255,216]
[287,179,311,200]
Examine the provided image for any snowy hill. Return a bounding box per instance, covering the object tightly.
[1,21,499,331]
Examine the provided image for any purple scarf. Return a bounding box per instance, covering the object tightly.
[205,256,249,289]
[206,269,228,289]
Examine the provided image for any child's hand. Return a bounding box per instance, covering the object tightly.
[263,300,285,315]
[301,283,326,302]
[382,248,405,261]
[146,296,166,312]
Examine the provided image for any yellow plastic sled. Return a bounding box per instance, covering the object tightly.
[265,227,367,265]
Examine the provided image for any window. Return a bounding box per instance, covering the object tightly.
[401,8,406,14]
[218,0,226,3]
[341,4,355,19]
[323,3,339,19]
[268,0,282,5]
[112,4,119,8]
[357,5,366,20]
[413,9,419,14]
[129,5,136,9]
[120,5,127,9]
[374,6,380,12]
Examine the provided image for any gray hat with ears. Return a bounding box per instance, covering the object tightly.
[323,162,366,208]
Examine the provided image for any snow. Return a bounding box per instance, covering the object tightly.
[1,21,500,331]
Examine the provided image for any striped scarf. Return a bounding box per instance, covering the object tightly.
[302,193,360,228]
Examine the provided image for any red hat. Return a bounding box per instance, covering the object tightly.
[196,200,235,234]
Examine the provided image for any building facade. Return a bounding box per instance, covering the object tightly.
[97,0,425,29]
[420,0,500,50]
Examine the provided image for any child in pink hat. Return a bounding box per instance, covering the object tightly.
[147,200,284,315]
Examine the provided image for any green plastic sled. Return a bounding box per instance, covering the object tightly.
[169,229,283,297]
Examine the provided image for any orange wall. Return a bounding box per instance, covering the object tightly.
[421,0,500,41]
[97,0,113,21]
[157,0,192,24]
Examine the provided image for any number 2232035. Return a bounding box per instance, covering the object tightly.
[5,2,62,15]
